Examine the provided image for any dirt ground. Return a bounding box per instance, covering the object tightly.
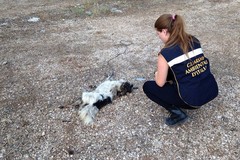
[0,0,239,159]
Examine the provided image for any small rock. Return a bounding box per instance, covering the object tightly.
[0,22,8,26]
[85,11,93,16]
[2,61,8,65]
[1,118,12,124]
[40,29,45,33]
[111,8,123,13]
[136,77,146,81]
[66,148,74,155]
[58,105,65,109]
[120,40,133,46]
[23,154,30,159]
[28,17,40,22]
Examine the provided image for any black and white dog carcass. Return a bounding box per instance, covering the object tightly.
[76,79,133,125]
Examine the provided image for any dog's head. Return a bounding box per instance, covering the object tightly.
[117,82,134,96]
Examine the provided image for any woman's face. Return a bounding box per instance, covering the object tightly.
[157,29,169,43]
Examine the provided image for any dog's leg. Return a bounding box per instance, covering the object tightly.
[71,97,90,109]
[93,96,112,110]
[80,102,88,108]
[71,98,83,108]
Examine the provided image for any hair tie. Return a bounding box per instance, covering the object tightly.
[172,14,176,20]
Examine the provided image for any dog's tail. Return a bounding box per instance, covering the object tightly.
[79,104,99,125]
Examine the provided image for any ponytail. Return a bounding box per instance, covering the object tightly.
[155,14,194,54]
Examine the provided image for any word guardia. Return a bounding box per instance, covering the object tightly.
[185,56,208,77]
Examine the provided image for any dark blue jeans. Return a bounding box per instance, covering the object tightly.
[143,80,196,110]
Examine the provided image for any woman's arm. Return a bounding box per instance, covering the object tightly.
[155,54,168,87]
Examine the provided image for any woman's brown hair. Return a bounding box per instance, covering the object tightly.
[155,14,193,54]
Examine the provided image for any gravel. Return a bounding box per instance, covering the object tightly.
[0,0,239,159]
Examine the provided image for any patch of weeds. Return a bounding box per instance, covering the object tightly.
[91,3,111,16]
[68,1,114,18]
[69,5,85,15]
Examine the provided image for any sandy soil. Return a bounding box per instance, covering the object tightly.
[0,0,239,159]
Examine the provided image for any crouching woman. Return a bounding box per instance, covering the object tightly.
[143,14,218,126]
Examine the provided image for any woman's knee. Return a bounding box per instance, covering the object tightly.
[143,80,155,93]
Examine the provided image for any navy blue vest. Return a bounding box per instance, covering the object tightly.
[161,37,218,107]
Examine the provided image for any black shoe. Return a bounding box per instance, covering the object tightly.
[165,108,188,126]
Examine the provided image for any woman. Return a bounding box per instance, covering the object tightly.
[143,14,218,126]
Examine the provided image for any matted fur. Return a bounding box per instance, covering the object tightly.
[78,79,133,125]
